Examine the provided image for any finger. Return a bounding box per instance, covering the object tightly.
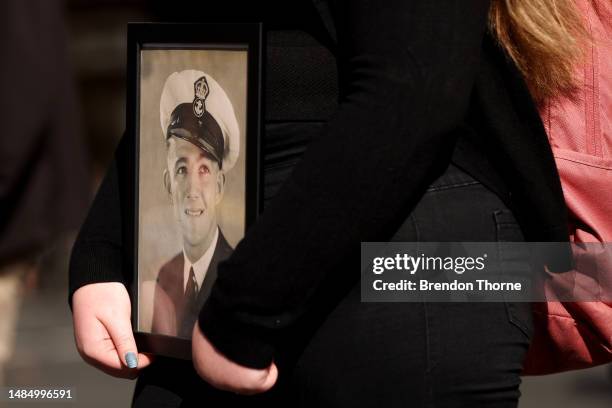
[192,325,277,394]
[73,306,123,370]
[74,316,136,378]
[234,363,278,395]
[259,362,278,393]
[100,313,139,370]
[72,283,145,379]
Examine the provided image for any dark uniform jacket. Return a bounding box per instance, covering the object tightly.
[70,0,570,371]
[152,231,233,338]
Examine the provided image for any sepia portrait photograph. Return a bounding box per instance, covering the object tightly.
[124,23,262,358]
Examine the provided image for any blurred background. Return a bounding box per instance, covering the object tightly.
[0,0,611,407]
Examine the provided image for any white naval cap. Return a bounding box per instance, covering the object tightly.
[160,70,239,172]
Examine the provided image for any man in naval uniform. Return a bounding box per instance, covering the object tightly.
[151,69,240,339]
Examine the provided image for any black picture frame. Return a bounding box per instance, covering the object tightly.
[122,22,262,360]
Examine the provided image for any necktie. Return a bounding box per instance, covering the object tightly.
[185,266,199,305]
[180,267,199,338]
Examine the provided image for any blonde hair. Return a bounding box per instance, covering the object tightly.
[489,0,591,104]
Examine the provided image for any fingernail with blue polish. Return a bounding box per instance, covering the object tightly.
[125,352,138,368]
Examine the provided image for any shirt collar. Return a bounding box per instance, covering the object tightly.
[183,227,219,293]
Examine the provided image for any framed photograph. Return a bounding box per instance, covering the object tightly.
[122,23,262,359]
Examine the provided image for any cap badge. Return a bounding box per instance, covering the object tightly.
[193,76,209,118]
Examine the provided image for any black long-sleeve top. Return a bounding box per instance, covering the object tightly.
[1,0,89,265]
[70,0,569,370]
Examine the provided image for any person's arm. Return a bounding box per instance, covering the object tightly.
[198,0,492,369]
[69,137,127,305]
[69,136,154,376]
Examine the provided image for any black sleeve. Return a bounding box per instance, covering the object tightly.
[68,136,126,307]
[198,0,492,368]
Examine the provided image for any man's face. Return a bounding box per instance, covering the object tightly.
[165,137,224,254]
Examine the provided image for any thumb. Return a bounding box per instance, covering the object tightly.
[102,315,141,369]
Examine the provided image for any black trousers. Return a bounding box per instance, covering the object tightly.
[132,163,533,407]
